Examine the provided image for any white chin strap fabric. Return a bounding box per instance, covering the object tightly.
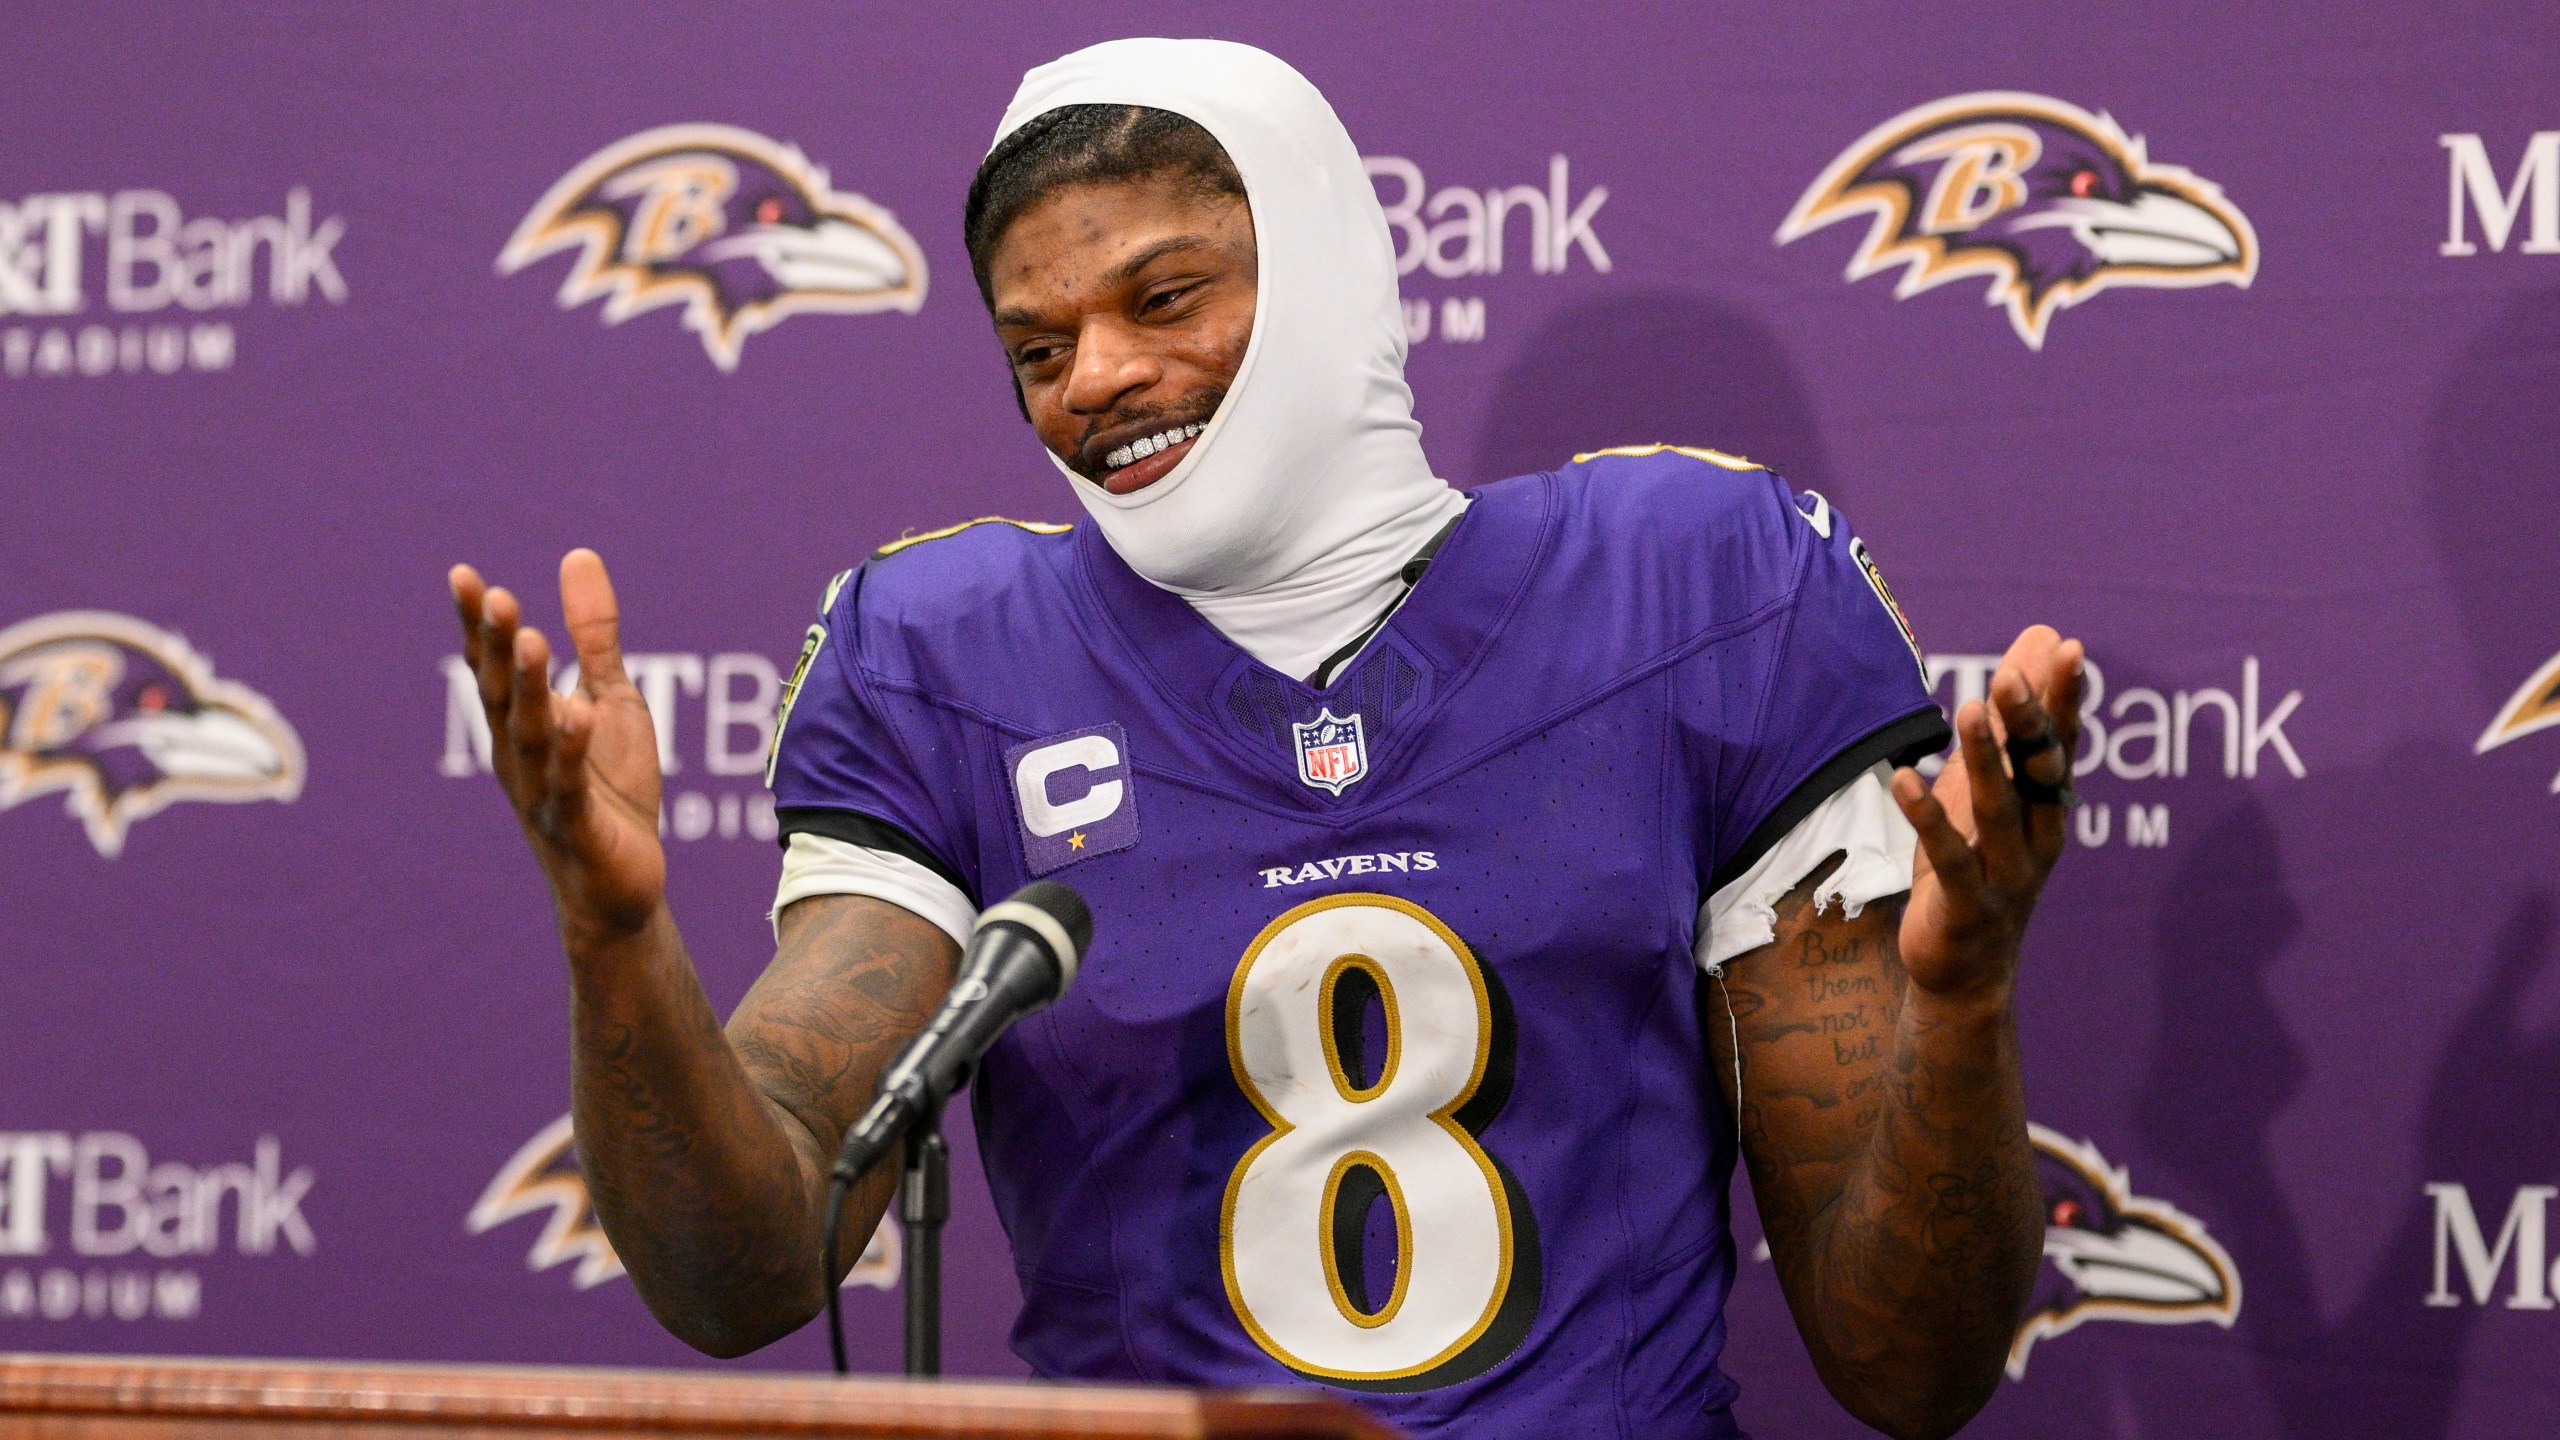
[992,39,1462,682]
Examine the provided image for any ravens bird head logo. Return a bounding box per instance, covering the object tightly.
[499,123,927,372]
[470,1113,899,1292]
[1779,93,2256,349]
[0,612,303,858]
[2012,1123,2240,1377]
[467,1114,626,1289]
[2476,651,2560,789]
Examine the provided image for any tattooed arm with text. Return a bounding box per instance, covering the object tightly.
[1707,626,2084,1440]
[449,551,958,1357]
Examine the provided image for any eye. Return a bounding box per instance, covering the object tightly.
[1143,284,1195,314]
[2068,169,2100,199]
[2051,1198,2082,1227]
[755,196,785,224]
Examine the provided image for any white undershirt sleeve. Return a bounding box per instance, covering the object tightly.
[1695,762,1916,975]
[771,832,978,950]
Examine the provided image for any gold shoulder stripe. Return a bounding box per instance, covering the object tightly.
[872,515,1073,559]
[1570,443,1760,471]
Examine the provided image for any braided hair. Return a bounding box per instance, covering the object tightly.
[963,104,1246,309]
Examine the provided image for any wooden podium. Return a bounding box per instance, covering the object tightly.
[0,1355,1407,1439]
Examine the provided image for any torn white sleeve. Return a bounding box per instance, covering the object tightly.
[771,832,977,950]
[1695,762,1915,975]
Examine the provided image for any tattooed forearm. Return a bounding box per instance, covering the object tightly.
[1708,856,2039,1440]
[563,895,958,1356]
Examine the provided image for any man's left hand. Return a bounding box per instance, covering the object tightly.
[1889,624,2087,1002]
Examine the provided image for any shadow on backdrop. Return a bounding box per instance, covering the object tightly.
[2426,284,2560,709]
[2131,282,2560,1437]
[1468,290,1834,498]
[2141,794,2559,1438]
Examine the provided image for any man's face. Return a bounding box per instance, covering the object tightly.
[987,176,1257,496]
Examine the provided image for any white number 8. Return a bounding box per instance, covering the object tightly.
[1221,893,1539,1389]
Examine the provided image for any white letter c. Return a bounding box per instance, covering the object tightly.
[1015,735,1123,837]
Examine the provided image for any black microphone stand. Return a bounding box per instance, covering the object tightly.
[823,1097,951,1379]
[819,878,1092,1380]
[898,1101,949,1378]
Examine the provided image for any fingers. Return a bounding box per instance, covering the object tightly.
[450,565,487,669]
[1999,624,2062,681]
[1989,666,2065,784]
[1891,766,1938,888]
[543,689,596,826]
[1925,736,1978,838]
[456,564,597,844]
[1956,697,2031,882]
[472,584,522,720]
[1893,764,1980,901]
[2042,638,2088,757]
[1991,665,2071,861]
[559,548,631,694]
[507,625,556,767]
[1991,626,2085,761]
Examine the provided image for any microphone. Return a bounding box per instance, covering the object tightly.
[828,880,1094,1188]
[824,881,1091,1375]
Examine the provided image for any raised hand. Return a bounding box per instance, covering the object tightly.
[1889,624,2087,999]
[444,552,967,1353]
[450,549,666,942]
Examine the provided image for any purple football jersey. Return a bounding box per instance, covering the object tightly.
[768,449,1948,1437]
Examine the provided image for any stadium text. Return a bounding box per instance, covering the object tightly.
[441,652,785,842]
[0,187,345,380]
[2440,132,2559,256]
[1367,154,1610,279]
[2428,1182,2559,1308]
[0,1132,314,1259]
[0,188,346,315]
[1924,653,2303,853]
[1928,653,2304,782]
[0,1132,315,1325]
[3,322,234,377]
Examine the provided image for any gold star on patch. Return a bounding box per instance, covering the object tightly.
[1068,831,1087,850]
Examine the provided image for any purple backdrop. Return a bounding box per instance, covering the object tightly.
[9,3,2560,1434]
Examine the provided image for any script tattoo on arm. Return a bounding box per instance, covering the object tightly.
[569,894,958,1357]
[1705,854,2040,1440]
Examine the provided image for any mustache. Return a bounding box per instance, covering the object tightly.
[1073,389,1226,477]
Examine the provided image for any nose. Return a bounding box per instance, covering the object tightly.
[1061,317,1161,417]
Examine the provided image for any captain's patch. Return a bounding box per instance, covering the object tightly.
[1007,723,1139,875]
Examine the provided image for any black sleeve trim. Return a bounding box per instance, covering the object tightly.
[1707,706,1953,894]
[775,806,976,906]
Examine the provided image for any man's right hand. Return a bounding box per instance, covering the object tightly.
[450,549,667,944]
[447,550,963,1355]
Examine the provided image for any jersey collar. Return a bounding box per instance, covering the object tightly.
[1073,472,1555,800]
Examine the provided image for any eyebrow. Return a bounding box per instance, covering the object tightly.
[991,235,1224,330]
[1103,234,1220,288]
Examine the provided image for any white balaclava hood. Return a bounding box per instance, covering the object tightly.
[991,39,1461,679]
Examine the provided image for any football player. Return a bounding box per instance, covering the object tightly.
[451,39,2084,1440]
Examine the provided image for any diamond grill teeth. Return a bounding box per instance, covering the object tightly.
[1104,422,1205,471]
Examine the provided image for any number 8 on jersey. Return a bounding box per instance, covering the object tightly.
[1221,894,1541,1389]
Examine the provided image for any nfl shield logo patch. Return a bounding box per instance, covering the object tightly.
[1292,708,1369,795]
